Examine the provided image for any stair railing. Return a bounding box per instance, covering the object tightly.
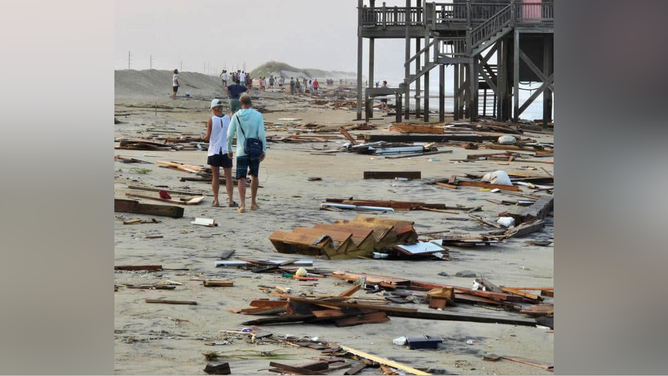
[470,4,513,49]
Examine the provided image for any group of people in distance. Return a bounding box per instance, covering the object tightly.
[288,77,319,95]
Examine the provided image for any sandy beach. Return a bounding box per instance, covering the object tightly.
[114,70,553,375]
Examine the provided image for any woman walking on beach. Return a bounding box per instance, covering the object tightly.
[172,69,180,100]
[204,99,237,207]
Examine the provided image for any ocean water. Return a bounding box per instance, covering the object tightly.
[376,78,552,121]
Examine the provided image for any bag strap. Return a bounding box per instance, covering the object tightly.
[235,112,259,140]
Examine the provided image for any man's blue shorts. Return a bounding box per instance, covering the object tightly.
[236,155,260,179]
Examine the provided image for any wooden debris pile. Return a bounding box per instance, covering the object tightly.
[269,216,419,259]
[232,271,552,330]
[116,137,208,151]
[321,198,472,214]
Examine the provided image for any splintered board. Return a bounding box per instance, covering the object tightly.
[114,199,184,218]
[363,171,421,180]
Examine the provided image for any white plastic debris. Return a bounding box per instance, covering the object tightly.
[497,217,516,228]
[393,336,407,346]
[498,135,517,145]
[472,281,486,291]
[482,170,513,186]
[295,267,308,277]
[373,252,389,259]
[466,339,474,345]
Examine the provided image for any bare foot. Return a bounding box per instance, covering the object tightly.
[250,203,260,210]
[212,201,220,207]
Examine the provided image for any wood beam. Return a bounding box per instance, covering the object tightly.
[518,73,553,116]
[356,0,364,120]
[439,64,445,122]
[513,30,520,121]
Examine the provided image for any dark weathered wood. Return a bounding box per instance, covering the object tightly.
[344,362,367,375]
[127,185,203,196]
[115,265,162,271]
[362,133,496,143]
[145,299,197,305]
[114,199,184,218]
[203,280,234,287]
[363,171,421,180]
[387,309,537,326]
[204,362,231,375]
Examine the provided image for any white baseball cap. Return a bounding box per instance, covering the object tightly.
[210,98,224,109]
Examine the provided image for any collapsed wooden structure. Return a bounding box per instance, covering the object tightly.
[269,216,418,259]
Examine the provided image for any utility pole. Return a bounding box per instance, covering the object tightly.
[180,60,183,71]
[149,54,153,69]
[128,50,131,70]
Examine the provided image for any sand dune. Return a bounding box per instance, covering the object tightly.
[115,69,225,99]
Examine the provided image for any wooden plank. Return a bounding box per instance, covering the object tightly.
[500,356,553,371]
[476,278,504,294]
[340,127,358,145]
[115,265,162,271]
[339,345,431,375]
[249,300,289,308]
[389,123,445,134]
[344,362,367,375]
[362,134,497,143]
[145,299,197,305]
[203,362,231,375]
[269,362,327,375]
[283,296,418,314]
[520,303,554,317]
[363,171,421,180]
[387,309,537,326]
[203,280,234,287]
[338,284,361,297]
[126,192,204,205]
[383,150,453,159]
[127,185,203,196]
[500,286,542,301]
[435,182,458,189]
[458,181,522,191]
[335,311,389,327]
[114,199,184,218]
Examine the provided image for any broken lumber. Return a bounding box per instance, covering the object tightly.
[338,345,430,375]
[339,127,358,145]
[204,362,231,375]
[361,134,497,143]
[363,171,421,180]
[125,192,204,205]
[145,299,197,305]
[115,265,162,271]
[203,280,234,287]
[114,199,184,218]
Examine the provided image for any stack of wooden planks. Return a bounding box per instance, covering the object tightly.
[268,216,418,259]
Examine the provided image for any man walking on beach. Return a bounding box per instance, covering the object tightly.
[220,69,228,88]
[226,78,248,114]
[227,94,266,213]
[290,77,295,94]
[172,69,180,100]
[239,70,246,86]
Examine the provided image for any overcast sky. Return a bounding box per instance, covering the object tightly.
[115,0,546,117]
[115,0,413,80]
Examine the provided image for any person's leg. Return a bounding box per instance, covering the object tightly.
[236,156,248,212]
[224,167,234,205]
[250,176,259,209]
[238,178,246,211]
[250,158,260,210]
[211,166,220,206]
